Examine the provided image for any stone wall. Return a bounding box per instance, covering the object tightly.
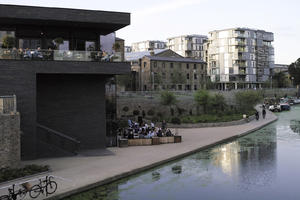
[0,112,20,169]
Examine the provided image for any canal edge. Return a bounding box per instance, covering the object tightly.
[47,116,278,200]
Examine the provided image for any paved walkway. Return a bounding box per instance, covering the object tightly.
[0,109,277,200]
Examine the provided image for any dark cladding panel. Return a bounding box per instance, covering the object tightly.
[37,74,107,150]
[0,4,130,32]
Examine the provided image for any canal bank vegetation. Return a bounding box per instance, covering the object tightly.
[0,165,49,183]
[155,90,262,124]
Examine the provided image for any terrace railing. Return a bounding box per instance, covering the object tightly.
[0,48,123,62]
[0,95,17,114]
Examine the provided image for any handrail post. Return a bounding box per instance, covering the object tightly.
[13,94,17,113]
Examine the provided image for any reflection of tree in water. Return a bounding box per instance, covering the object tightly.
[290,120,300,134]
[64,182,120,200]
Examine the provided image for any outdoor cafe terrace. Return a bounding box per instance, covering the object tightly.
[0,48,123,62]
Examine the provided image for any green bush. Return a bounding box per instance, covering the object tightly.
[147,109,155,116]
[133,110,140,116]
[122,106,129,112]
[171,117,181,124]
[151,116,159,123]
[235,90,262,112]
[0,165,49,183]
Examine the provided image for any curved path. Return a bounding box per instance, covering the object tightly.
[0,108,277,200]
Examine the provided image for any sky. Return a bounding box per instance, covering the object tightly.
[1,0,299,64]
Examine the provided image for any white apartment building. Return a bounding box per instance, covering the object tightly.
[131,40,166,52]
[205,28,274,90]
[167,34,207,60]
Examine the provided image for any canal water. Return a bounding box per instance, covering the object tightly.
[65,105,300,200]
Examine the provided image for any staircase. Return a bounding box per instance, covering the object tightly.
[36,123,81,158]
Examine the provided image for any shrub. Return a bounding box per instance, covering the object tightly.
[133,110,140,116]
[147,109,155,116]
[235,90,262,112]
[0,165,49,183]
[122,106,129,112]
[176,107,186,116]
[171,117,181,124]
[151,116,159,122]
[194,90,211,114]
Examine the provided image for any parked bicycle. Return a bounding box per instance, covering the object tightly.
[0,184,28,200]
[29,176,57,198]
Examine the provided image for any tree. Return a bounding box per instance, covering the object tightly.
[235,90,262,112]
[210,93,227,114]
[273,72,289,88]
[288,58,300,97]
[194,90,211,114]
[160,91,177,115]
[2,35,15,48]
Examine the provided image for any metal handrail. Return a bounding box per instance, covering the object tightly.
[36,123,80,144]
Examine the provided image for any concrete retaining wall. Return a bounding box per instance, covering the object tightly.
[0,113,21,169]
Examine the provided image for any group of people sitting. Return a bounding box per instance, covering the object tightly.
[122,119,174,139]
[7,47,53,60]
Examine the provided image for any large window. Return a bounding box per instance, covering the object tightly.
[19,39,41,49]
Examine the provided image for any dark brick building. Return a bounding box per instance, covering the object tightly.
[0,4,130,159]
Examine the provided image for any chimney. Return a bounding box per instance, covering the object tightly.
[150,50,155,56]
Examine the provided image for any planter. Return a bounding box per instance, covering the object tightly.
[174,135,182,143]
[128,138,152,146]
[118,139,128,147]
[152,137,160,145]
[159,136,175,144]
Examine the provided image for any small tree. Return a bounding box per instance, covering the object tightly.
[194,90,211,114]
[210,93,227,114]
[160,91,177,115]
[2,35,15,48]
[235,91,262,112]
[288,58,300,97]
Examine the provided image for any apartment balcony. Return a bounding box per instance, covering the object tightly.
[238,70,246,75]
[0,48,123,62]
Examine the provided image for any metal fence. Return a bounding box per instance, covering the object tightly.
[0,95,17,114]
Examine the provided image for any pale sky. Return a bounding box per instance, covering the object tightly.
[1,0,299,64]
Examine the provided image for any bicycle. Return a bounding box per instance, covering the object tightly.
[0,184,28,200]
[29,176,57,198]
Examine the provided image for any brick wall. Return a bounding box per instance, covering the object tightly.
[0,113,20,169]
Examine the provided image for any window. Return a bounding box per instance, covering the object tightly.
[186,64,189,69]
[171,73,174,78]
[194,74,197,79]
[162,62,165,68]
[185,85,191,90]
[162,73,166,79]
[178,85,182,90]
[194,64,197,69]
[19,39,42,49]
[143,62,147,68]
[170,63,174,68]
[153,61,157,68]
[187,73,190,79]
[194,85,197,90]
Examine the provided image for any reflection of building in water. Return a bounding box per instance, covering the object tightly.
[211,127,277,189]
[211,142,241,177]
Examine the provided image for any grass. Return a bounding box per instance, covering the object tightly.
[0,164,49,183]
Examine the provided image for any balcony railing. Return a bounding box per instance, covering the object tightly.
[0,95,17,114]
[0,48,123,62]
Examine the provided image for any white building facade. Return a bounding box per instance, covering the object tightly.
[206,28,274,90]
[167,35,207,60]
[131,40,167,52]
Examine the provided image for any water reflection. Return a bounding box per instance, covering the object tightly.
[290,120,300,134]
[65,106,300,200]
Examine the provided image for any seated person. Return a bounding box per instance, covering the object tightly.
[166,129,173,137]
[156,129,163,137]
